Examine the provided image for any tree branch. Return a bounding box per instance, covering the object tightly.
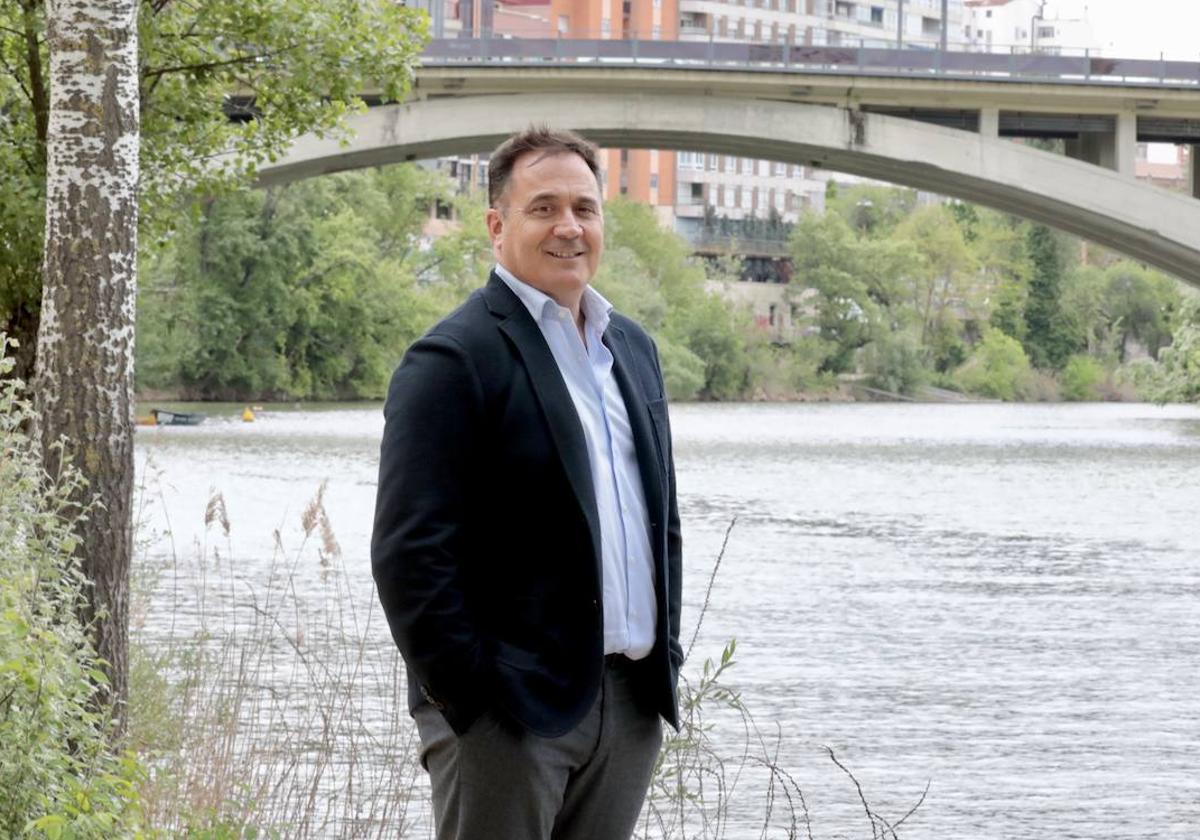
[143,37,309,83]
[20,0,49,153]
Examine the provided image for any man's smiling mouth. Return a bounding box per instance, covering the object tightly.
[548,250,584,258]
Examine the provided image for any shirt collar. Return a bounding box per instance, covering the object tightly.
[494,263,613,336]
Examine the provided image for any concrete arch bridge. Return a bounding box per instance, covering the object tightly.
[255,43,1200,284]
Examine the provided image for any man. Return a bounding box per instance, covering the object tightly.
[371,127,684,840]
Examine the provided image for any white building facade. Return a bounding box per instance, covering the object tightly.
[963,0,1097,54]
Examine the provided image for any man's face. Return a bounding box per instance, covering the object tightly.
[487,150,604,305]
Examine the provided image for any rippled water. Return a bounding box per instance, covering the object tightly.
[135,401,1200,839]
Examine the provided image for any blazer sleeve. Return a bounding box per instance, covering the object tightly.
[651,338,685,670]
[371,331,488,733]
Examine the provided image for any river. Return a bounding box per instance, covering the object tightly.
[134,401,1200,839]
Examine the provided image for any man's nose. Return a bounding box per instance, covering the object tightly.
[553,211,583,237]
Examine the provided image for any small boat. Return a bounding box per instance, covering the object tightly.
[150,408,206,426]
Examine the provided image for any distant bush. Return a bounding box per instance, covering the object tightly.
[863,330,929,396]
[1149,300,1200,404]
[954,328,1033,401]
[0,340,146,838]
[1060,355,1105,401]
[656,338,707,402]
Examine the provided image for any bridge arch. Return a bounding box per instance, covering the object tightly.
[257,93,1200,285]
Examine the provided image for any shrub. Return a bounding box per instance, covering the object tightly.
[657,337,707,401]
[0,339,146,838]
[954,328,1033,401]
[1060,355,1105,401]
[863,329,929,396]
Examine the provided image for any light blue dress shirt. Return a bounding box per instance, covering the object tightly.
[495,264,657,660]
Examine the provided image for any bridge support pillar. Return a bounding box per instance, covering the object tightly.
[1065,111,1136,178]
[1115,111,1137,178]
[979,108,999,138]
[1192,145,1200,199]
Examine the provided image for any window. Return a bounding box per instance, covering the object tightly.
[650,173,659,189]
[601,17,611,35]
[557,14,569,33]
[679,151,704,169]
[1038,26,1056,38]
[772,160,786,176]
[691,182,704,200]
[985,9,992,17]
[870,5,883,25]
[652,25,661,39]
[834,1,853,19]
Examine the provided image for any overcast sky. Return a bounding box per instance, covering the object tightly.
[1057,0,1200,59]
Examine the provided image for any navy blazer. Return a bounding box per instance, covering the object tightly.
[371,272,683,737]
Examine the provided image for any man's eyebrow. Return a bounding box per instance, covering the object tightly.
[523,191,600,208]
[525,191,560,206]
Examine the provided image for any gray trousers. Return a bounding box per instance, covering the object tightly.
[413,658,663,840]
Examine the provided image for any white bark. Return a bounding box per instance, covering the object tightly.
[36,0,140,722]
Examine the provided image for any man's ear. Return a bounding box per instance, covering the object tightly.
[485,207,503,246]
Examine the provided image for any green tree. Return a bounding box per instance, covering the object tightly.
[139,166,479,400]
[788,211,876,373]
[970,209,1032,343]
[597,199,750,399]
[826,183,918,237]
[1022,223,1081,369]
[1102,261,1181,362]
[954,327,1033,401]
[895,204,979,364]
[789,208,927,376]
[1,0,427,381]
[1151,299,1200,403]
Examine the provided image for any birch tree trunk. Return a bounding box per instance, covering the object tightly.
[35,0,139,726]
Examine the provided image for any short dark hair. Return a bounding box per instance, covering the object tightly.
[488,126,602,208]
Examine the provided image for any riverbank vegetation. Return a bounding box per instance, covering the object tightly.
[137,168,1199,405]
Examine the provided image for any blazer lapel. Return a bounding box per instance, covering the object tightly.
[605,323,668,539]
[485,275,602,566]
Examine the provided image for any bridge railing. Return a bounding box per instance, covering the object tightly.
[421,37,1200,87]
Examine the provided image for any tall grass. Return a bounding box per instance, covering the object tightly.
[129,483,928,838]
[129,478,425,837]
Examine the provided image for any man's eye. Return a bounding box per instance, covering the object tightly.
[577,206,597,216]
[530,205,552,215]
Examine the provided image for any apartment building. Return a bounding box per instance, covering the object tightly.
[419,0,966,261]
[963,0,1097,54]
[681,0,964,49]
